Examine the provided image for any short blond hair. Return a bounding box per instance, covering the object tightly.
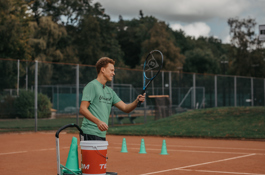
[96,57,115,74]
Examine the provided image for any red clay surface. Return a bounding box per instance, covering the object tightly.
[0,132,265,175]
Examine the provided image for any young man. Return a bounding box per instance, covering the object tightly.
[79,57,145,141]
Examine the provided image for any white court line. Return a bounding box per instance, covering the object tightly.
[139,153,256,175]
[0,147,69,156]
[183,169,265,175]
[37,148,56,151]
[114,143,265,151]
[0,151,28,155]
[111,147,263,155]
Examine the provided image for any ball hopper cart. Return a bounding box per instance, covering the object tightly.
[55,123,117,175]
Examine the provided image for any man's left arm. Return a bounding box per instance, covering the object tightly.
[114,93,146,113]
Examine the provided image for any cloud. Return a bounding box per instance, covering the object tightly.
[95,0,250,23]
[223,35,231,44]
[171,22,211,38]
[93,0,264,43]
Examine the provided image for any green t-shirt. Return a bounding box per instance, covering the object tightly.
[81,79,121,138]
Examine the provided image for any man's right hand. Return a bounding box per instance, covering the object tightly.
[97,121,108,131]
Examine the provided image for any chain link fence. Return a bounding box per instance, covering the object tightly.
[0,59,265,131]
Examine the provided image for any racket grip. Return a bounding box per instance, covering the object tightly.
[137,100,142,107]
[137,90,146,107]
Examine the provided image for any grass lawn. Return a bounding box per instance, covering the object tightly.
[107,107,265,139]
[1,107,265,139]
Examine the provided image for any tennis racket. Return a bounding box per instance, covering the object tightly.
[137,50,164,107]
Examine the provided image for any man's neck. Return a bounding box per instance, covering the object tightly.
[96,76,107,86]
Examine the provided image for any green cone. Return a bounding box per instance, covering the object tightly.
[160,139,168,155]
[64,137,81,174]
[139,139,147,154]
[121,138,128,153]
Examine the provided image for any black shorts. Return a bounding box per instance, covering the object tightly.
[83,134,106,141]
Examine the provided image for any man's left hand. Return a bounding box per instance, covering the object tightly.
[137,93,146,103]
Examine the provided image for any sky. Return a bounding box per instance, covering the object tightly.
[93,0,265,43]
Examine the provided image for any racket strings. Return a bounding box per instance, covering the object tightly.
[144,51,163,79]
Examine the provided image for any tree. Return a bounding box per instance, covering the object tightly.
[28,0,94,25]
[0,0,32,90]
[173,29,195,54]
[28,16,68,62]
[228,17,265,77]
[141,22,185,71]
[183,48,220,74]
[0,0,31,60]
[116,14,158,68]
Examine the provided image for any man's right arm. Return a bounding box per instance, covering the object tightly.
[79,101,108,131]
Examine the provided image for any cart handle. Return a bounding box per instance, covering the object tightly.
[55,123,83,138]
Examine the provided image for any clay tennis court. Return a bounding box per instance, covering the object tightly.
[1,132,265,175]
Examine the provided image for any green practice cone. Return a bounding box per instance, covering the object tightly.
[65,137,81,174]
[121,138,128,153]
[139,139,147,154]
[160,139,168,155]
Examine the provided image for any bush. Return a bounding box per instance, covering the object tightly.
[0,95,17,118]
[38,93,52,118]
[14,90,52,118]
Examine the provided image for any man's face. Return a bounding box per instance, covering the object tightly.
[102,63,115,81]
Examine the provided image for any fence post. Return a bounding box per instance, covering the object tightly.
[17,60,20,96]
[251,77,254,106]
[34,60,38,132]
[162,71,164,95]
[215,75,217,107]
[111,76,114,126]
[76,64,79,125]
[26,62,28,91]
[193,73,196,109]
[169,71,172,103]
[151,71,154,95]
[144,95,147,124]
[57,85,59,111]
[234,76,237,107]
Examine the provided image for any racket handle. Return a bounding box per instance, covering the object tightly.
[137,100,142,107]
[137,90,146,107]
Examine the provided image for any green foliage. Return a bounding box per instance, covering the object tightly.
[108,107,265,139]
[0,0,32,60]
[116,15,158,68]
[2,0,264,78]
[0,95,16,118]
[183,48,221,74]
[228,17,265,77]
[173,30,195,54]
[14,90,51,118]
[28,16,67,61]
[142,21,185,71]
[172,32,228,74]
[0,60,18,91]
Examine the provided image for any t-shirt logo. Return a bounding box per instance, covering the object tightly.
[99,95,112,104]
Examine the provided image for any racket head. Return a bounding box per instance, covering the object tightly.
[143,50,163,80]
